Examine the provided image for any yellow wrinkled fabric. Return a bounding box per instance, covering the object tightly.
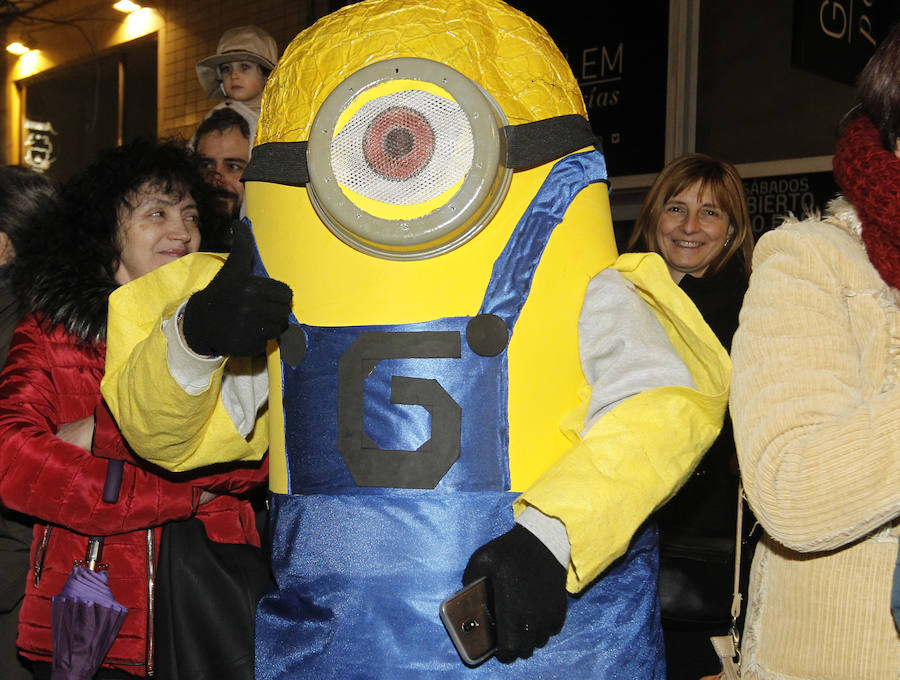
[515,252,731,591]
[100,253,268,471]
[256,0,585,145]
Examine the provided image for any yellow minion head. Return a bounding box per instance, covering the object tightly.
[247,0,598,260]
[245,0,618,493]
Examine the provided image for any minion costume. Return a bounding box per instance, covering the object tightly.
[100,0,730,677]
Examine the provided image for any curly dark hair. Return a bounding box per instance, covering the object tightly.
[14,138,228,342]
[64,137,227,274]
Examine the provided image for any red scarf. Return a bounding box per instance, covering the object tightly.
[833,115,900,289]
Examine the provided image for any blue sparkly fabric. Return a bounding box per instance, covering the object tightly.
[254,151,666,678]
[257,493,664,679]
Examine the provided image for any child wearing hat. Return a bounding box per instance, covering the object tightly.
[196,25,279,144]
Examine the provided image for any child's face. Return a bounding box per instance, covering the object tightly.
[220,61,267,102]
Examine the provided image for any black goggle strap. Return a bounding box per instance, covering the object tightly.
[242,114,601,187]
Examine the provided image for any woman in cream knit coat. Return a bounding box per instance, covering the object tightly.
[729,25,900,680]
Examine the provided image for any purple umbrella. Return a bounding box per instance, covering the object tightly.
[51,561,128,680]
[51,459,129,680]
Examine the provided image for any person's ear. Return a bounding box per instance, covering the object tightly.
[723,225,735,250]
[894,138,900,160]
[0,232,14,265]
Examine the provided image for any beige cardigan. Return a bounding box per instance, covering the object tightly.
[730,199,900,679]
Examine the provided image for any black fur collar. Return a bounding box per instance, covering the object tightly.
[13,255,117,345]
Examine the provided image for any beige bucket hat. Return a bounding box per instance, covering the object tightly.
[196,25,278,97]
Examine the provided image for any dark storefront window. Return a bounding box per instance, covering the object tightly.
[695,0,898,165]
[509,1,670,178]
[19,34,157,182]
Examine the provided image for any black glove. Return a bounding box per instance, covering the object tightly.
[183,221,293,357]
[463,524,567,663]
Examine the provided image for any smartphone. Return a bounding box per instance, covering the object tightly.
[439,577,497,666]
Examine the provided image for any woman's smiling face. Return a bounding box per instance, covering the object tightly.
[655,180,733,282]
[113,183,201,285]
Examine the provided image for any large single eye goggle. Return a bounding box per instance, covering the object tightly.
[243,58,601,260]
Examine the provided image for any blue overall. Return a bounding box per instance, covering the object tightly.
[254,151,666,679]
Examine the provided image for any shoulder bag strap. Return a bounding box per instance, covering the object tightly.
[710,482,745,679]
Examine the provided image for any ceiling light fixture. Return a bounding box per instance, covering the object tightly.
[6,41,31,55]
[113,0,142,12]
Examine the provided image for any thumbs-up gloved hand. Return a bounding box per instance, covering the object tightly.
[183,221,293,357]
[462,524,568,663]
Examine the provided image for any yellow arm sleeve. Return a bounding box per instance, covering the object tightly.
[515,253,731,591]
[100,253,269,472]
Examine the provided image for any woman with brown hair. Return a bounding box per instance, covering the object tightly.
[729,23,900,679]
[628,153,755,679]
[628,153,753,280]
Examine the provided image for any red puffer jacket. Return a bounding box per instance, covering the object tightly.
[0,313,268,676]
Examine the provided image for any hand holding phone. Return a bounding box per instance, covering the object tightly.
[439,577,497,666]
[461,525,568,663]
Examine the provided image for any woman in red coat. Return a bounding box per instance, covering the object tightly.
[0,139,267,678]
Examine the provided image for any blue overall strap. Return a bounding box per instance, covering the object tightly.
[480,149,608,325]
